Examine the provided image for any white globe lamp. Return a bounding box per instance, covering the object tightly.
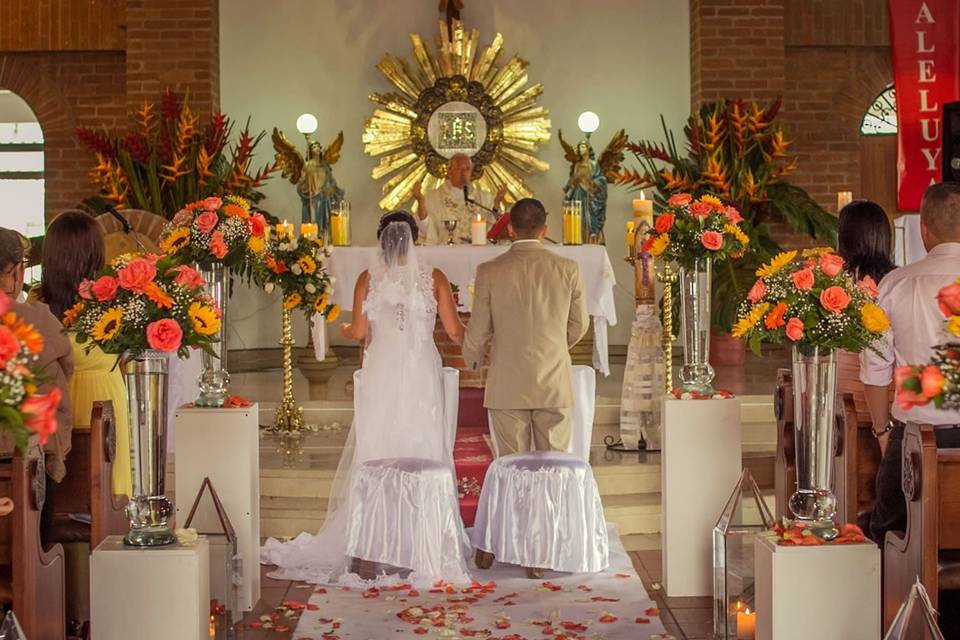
[577,111,600,135]
[296,113,318,135]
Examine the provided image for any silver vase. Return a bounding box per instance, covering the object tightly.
[679,256,715,393]
[123,349,175,546]
[788,345,839,539]
[195,262,230,407]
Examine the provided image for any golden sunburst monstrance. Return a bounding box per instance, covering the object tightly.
[362,19,552,211]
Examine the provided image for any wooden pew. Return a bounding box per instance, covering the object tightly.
[883,423,960,632]
[0,452,67,639]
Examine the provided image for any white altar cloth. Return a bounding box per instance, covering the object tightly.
[327,245,618,375]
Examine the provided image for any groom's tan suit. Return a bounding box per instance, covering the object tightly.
[463,240,589,454]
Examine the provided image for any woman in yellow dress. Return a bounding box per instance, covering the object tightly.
[38,211,132,497]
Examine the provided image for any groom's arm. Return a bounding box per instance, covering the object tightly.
[566,265,589,348]
[462,266,493,369]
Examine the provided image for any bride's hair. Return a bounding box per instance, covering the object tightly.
[377,210,418,243]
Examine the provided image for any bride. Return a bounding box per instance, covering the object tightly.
[261,211,472,586]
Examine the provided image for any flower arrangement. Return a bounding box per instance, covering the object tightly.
[731,248,889,356]
[671,387,735,400]
[0,293,60,452]
[895,278,960,411]
[771,519,868,546]
[159,195,268,268]
[65,253,222,359]
[253,234,339,322]
[77,90,278,218]
[641,193,749,269]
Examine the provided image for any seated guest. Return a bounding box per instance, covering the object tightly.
[38,212,132,498]
[0,227,74,541]
[862,182,960,543]
[835,200,897,425]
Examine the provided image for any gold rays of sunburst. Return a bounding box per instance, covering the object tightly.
[362,19,552,211]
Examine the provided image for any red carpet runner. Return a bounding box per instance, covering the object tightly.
[453,387,494,527]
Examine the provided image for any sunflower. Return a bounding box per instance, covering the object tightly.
[861,303,890,334]
[724,223,750,246]
[649,233,670,257]
[313,293,329,313]
[700,194,724,210]
[756,250,798,278]
[188,301,221,336]
[283,293,302,310]
[225,195,251,210]
[731,302,770,338]
[91,307,123,342]
[297,255,317,275]
[947,315,960,337]
[247,235,265,254]
[62,302,85,328]
[801,246,833,258]
[325,304,341,323]
[160,227,191,255]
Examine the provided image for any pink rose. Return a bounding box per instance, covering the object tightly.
[896,387,927,411]
[202,196,223,211]
[249,212,268,237]
[937,282,960,317]
[0,325,19,368]
[791,267,815,291]
[819,253,845,277]
[920,365,945,398]
[196,210,219,234]
[819,285,852,313]
[0,292,9,315]
[747,279,767,302]
[171,265,205,290]
[146,318,183,352]
[724,206,743,224]
[857,275,879,298]
[667,193,692,207]
[701,230,723,250]
[21,387,60,446]
[210,230,228,260]
[78,279,94,300]
[894,365,916,391]
[690,201,713,218]
[117,257,157,292]
[91,275,120,302]
[172,209,192,227]
[785,317,804,341]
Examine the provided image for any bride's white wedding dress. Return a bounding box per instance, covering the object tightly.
[261,222,472,587]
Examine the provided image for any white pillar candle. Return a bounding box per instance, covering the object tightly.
[471,214,487,245]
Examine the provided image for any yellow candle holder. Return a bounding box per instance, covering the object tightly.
[330,201,351,246]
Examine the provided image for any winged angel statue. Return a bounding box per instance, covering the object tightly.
[558,129,628,244]
[272,129,345,230]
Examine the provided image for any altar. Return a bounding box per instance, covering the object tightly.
[327,244,618,375]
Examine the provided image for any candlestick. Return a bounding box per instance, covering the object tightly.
[837,191,853,211]
[471,214,487,245]
[736,607,756,640]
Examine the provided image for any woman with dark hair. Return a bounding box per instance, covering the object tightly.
[838,199,897,285]
[263,210,472,586]
[39,211,132,497]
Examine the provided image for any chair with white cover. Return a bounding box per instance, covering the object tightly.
[345,368,470,584]
[473,365,608,574]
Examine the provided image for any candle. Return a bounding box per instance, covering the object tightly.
[632,190,654,226]
[626,220,636,248]
[300,223,318,239]
[837,191,853,211]
[736,607,756,640]
[276,220,294,240]
[331,215,349,246]
[471,213,487,245]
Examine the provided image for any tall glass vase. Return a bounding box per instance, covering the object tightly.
[679,256,715,393]
[788,345,839,539]
[123,350,175,546]
[195,262,230,407]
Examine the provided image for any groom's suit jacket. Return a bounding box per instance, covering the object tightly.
[463,240,589,409]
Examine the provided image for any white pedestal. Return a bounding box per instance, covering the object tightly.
[174,405,260,611]
[91,536,209,640]
[754,536,880,639]
[661,397,742,597]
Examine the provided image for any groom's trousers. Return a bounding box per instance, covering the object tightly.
[489,408,571,456]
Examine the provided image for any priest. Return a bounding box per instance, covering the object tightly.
[412,153,506,244]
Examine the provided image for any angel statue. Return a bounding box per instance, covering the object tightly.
[272,128,345,231]
[558,129,628,244]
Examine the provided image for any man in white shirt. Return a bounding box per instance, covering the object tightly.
[412,153,505,245]
[861,181,960,542]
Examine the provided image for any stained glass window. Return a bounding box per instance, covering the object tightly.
[860,84,897,136]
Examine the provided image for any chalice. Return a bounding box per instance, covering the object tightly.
[443,219,458,245]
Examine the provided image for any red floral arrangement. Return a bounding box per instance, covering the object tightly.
[772,519,867,546]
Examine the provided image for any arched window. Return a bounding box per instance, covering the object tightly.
[0,91,43,283]
[860,84,897,136]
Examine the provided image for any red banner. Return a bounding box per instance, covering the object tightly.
[889,0,960,211]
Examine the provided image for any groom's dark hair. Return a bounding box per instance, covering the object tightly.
[509,198,547,234]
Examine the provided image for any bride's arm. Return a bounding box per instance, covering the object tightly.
[433,269,464,345]
[339,270,370,342]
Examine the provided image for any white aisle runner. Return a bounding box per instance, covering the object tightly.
[289,526,670,639]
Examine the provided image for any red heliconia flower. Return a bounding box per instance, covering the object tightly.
[205,112,230,155]
[76,127,117,159]
[161,89,182,121]
[124,132,151,164]
[761,95,783,124]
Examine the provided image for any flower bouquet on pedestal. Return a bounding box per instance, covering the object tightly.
[0,292,61,454]
[159,195,269,406]
[895,278,960,411]
[65,252,221,546]
[732,248,889,539]
[642,193,749,393]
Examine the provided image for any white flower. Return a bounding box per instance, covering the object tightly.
[264,282,275,294]
[291,264,302,275]
[305,283,316,294]
[329,276,336,284]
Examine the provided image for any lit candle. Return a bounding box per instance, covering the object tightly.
[300,223,314,238]
[837,191,853,211]
[632,190,654,226]
[736,607,756,640]
[626,220,636,248]
[276,220,294,240]
[471,213,487,246]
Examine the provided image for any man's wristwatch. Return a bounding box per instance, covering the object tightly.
[872,419,895,439]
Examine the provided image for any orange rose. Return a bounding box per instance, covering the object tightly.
[747,279,766,302]
[146,318,183,352]
[117,257,157,292]
[920,365,945,398]
[819,285,851,313]
[690,202,713,218]
[818,253,845,277]
[701,230,723,250]
[667,193,692,207]
[785,317,804,341]
[791,267,815,291]
[654,213,675,234]
[764,302,788,329]
[210,230,228,260]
